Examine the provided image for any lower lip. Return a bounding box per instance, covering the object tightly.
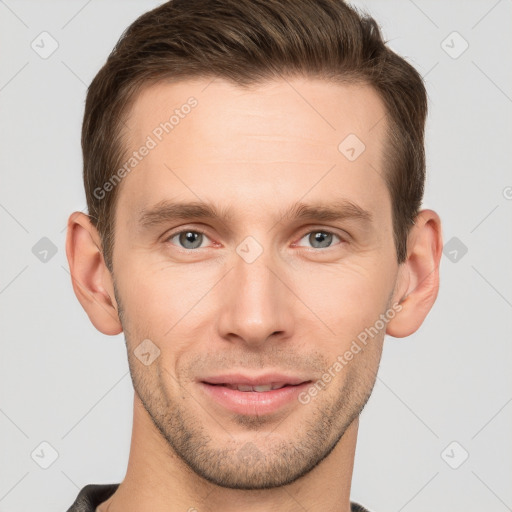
[199,382,311,416]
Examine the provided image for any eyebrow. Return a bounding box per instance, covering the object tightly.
[137,198,373,229]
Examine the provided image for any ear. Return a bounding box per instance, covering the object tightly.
[386,209,443,338]
[65,211,123,335]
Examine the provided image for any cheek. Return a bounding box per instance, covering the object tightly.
[117,263,215,362]
[118,260,184,319]
[290,259,393,333]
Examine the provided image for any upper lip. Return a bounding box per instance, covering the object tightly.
[200,373,310,387]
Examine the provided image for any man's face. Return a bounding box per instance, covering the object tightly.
[111,77,401,489]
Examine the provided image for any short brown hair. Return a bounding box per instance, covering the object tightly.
[82,0,427,272]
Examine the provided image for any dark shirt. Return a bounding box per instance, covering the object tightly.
[67,483,373,511]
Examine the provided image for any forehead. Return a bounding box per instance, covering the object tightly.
[125,77,387,148]
[116,76,390,225]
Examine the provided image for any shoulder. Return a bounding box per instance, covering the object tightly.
[66,483,120,512]
[351,501,373,512]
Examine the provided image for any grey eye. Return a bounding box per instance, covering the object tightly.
[170,231,207,250]
[297,231,341,249]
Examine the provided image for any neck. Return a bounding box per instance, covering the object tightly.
[101,393,358,512]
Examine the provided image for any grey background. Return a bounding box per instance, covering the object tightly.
[1,0,511,510]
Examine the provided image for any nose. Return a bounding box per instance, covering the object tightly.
[216,247,295,348]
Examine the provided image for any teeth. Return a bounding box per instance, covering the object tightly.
[223,383,287,392]
[253,384,273,392]
[237,384,254,392]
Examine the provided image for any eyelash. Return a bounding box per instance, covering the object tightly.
[163,227,346,251]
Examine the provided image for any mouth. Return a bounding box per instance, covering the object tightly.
[205,382,303,392]
[200,373,310,387]
[198,374,312,415]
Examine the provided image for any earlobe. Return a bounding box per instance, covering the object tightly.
[386,209,443,338]
[65,211,123,336]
